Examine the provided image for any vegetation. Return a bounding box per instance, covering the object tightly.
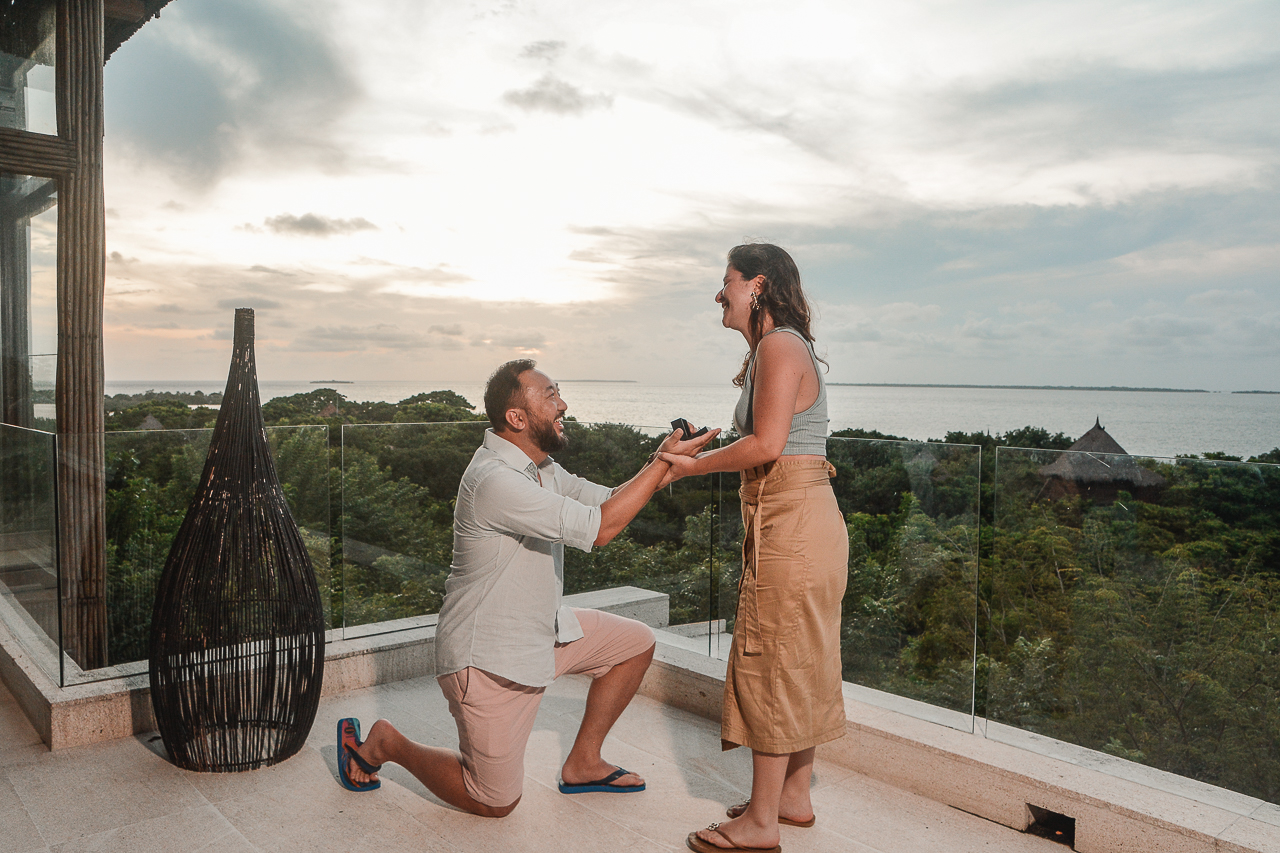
[95,392,1280,804]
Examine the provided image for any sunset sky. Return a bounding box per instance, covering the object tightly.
[96,0,1280,390]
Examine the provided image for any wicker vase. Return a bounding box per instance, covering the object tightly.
[149,309,325,771]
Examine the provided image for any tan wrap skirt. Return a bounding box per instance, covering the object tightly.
[721,457,849,753]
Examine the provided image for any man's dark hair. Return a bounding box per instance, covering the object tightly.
[484,359,537,431]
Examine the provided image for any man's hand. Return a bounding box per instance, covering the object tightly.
[594,426,720,547]
[653,425,719,487]
[657,425,720,458]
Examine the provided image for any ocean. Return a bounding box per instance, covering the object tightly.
[98,379,1280,460]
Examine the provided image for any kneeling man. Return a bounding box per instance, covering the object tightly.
[338,359,717,815]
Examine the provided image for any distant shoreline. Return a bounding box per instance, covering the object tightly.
[829,383,1212,393]
[559,379,638,383]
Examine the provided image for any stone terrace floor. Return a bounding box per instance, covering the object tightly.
[1,674,1065,853]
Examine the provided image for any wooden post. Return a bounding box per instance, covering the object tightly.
[55,0,107,670]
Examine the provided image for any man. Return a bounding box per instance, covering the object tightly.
[338,359,718,816]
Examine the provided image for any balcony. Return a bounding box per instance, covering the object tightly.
[2,419,1279,852]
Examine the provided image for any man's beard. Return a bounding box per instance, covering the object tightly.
[530,414,567,453]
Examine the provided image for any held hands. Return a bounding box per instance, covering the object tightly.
[653,424,719,487]
[657,423,719,458]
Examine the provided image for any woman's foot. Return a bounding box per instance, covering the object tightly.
[691,816,779,851]
[727,799,815,827]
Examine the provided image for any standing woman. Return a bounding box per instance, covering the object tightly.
[660,243,848,853]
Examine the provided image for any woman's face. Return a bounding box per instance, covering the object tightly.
[717,265,760,334]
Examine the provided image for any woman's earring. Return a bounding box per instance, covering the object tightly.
[750,292,760,310]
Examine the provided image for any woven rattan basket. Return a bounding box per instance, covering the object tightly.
[149,309,325,771]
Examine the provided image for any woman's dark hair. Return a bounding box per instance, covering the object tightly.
[727,243,824,387]
[484,358,537,430]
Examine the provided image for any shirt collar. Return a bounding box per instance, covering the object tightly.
[483,428,543,480]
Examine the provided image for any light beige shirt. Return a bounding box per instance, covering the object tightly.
[434,429,611,687]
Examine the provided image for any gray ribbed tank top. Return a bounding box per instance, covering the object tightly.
[733,327,829,456]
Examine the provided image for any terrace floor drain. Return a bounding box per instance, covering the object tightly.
[1025,804,1075,848]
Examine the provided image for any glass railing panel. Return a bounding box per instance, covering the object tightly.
[559,422,717,648]
[339,420,724,648]
[29,353,55,430]
[987,446,1280,804]
[339,421,486,637]
[827,437,982,730]
[95,425,330,683]
[713,437,742,660]
[0,423,58,683]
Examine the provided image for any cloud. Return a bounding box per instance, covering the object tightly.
[521,40,565,62]
[378,264,475,296]
[879,302,944,325]
[1186,288,1259,308]
[828,321,882,343]
[429,324,464,336]
[103,0,359,185]
[216,297,283,310]
[290,324,462,352]
[248,264,291,275]
[263,213,378,236]
[1123,314,1213,345]
[470,330,548,350]
[959,318,1019,341]
[503,75,612,115]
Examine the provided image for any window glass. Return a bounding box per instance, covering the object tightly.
[1,173,57,429]
[0,1,58,135]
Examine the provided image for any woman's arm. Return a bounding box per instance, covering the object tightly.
[596,426,719,545]
[658,331,813,479]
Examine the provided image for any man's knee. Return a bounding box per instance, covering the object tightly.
[471,795,521,818]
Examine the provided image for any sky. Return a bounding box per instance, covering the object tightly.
[95,0,1280,390]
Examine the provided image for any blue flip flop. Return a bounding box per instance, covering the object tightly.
[337,717,382,792]
[558,766,646,794]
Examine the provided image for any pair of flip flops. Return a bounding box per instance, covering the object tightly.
[557,766,646,794]
[685,823,782,853]
[336,717,383,792]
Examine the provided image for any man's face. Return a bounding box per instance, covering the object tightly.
[517,369,568,452]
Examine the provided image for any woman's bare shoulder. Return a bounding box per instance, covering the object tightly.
[756,329,810,362]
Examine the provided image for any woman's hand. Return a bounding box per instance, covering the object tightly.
[656,450,703,487]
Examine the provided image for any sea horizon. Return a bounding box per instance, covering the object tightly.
[98,378,1280,461]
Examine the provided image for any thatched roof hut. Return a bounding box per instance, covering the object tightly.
[1038,418,1166,502]
[105,2,176,60]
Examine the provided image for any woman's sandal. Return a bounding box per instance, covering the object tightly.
[685,823,782,853]
[726,800,816,828]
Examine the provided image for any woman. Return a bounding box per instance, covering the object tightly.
[660,243,848,853]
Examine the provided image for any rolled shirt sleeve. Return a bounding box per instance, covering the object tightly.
[471,466,602,552]
[547,463,613,509]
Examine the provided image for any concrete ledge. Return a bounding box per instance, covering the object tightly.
[640,630,728,721]
[825,691,1280,853]
[639,632,1279,853]
[5,586,1277,853]
[0,585,668,750]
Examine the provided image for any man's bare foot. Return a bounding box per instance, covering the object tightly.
[693,815,779,850]
[347,719,392,786]
[559,758,644,789]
